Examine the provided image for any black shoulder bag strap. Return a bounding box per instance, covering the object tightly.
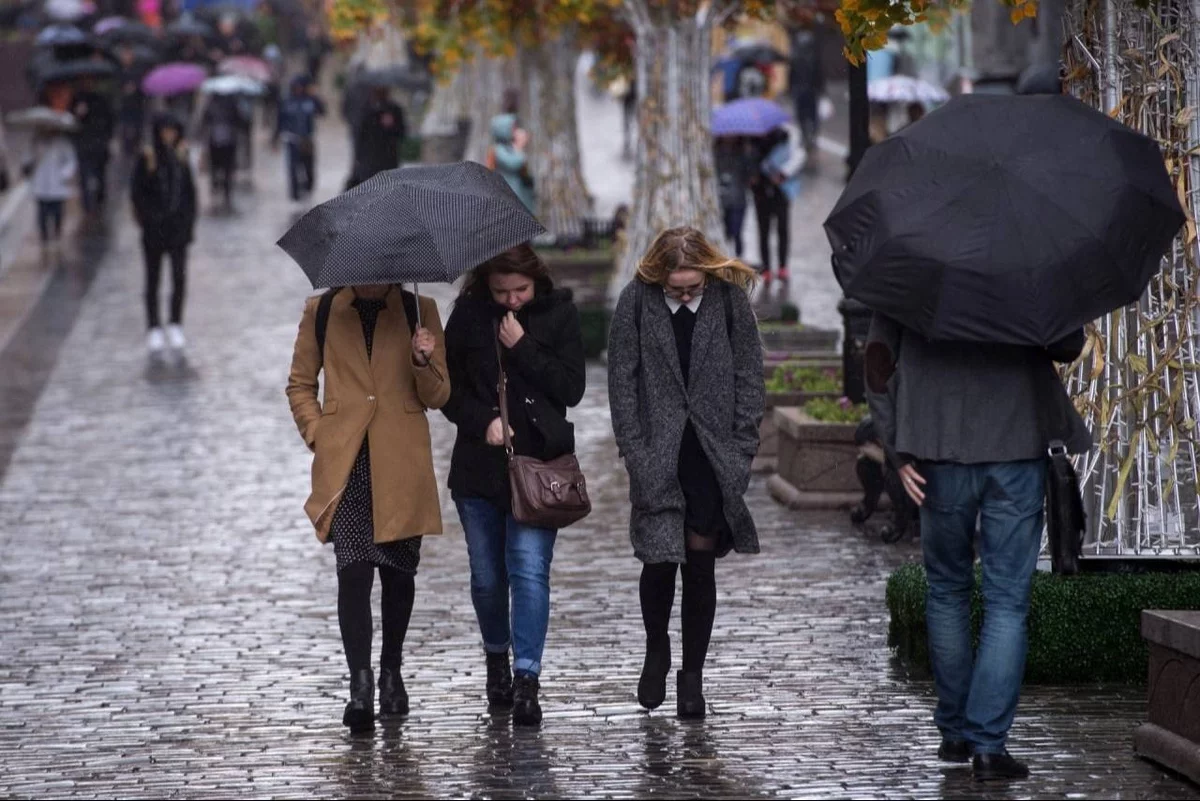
[315,285,419,363]
[314,287,340,362]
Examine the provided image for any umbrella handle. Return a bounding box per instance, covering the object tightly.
[413,283,422,328]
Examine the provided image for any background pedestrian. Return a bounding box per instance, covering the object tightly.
[25,127,77,245]
[131,113,197,354]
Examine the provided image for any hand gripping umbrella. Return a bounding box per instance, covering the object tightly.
[277,161,547,325]
[824,93,1186,347]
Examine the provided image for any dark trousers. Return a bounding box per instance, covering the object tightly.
[120,120,143,157]
[36,200,64,242]
[143,240,187,328]
[722,205,746,258]
[752,185,790,273]
[78,150,108,212]
[793,89,819,152]
[286,140,315,201]
[209,143,237,205]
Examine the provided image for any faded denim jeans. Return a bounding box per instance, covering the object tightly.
[918,459,1046,754]
[455,497,557,676]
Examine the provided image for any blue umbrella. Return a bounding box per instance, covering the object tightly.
[711,98,790,137]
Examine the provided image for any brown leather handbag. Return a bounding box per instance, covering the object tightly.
[495,333,591,529]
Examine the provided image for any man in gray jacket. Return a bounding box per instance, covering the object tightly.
[865,313,1091,781]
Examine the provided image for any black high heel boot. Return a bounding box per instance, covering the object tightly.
[512,672,542,727]
[343,668,375,732]
[637,636,671,710]
[378,667,409,718]
[676,671,706,720]
[486,652,514,709]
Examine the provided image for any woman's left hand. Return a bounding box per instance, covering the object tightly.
[411,326,435,364]
[499,312,525,349]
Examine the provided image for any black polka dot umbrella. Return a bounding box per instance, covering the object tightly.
[276,161,547,291]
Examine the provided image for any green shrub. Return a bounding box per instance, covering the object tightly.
[578,307,609,359]
[804,397,868,423]
[886,562,1200,683]
[399,137,423,163]
[781,302,801,323]
[767,364,842,394]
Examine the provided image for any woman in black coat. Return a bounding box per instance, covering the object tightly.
[131,113,197,355]
[441,244,585,728]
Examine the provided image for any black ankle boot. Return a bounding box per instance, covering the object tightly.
[638,636,671,710]
[378,667,409,718]
[343,668,375,732]
[676,671,705,720]
[512,672,542,727]
[486,652,514,709]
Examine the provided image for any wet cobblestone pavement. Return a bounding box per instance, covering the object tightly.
[0,123,1196,800]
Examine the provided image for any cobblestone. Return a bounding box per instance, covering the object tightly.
[0,114,1194,800]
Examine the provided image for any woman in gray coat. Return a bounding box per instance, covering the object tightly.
[608,226,765,719]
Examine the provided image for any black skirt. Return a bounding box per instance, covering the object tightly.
[678,422,732,554]
[329,435,422,575]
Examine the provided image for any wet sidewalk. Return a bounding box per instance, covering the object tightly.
[0,115,1193,800]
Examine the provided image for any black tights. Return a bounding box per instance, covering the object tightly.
[337,563,415,673]
[639,531,719,673]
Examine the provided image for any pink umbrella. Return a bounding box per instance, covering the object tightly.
[142,62,208,97]
[218,55,272,83]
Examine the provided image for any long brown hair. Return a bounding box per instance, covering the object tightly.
[460,243,554,299]
[636,226,758,290]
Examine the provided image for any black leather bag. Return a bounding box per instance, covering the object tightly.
[1032,355,1085,574]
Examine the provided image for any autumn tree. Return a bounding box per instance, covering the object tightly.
[405,0,602,243]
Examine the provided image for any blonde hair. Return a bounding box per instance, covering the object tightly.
[636,226,758,290]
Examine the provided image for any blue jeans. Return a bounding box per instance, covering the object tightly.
[455,497,557,676]
[918,459,1046,754]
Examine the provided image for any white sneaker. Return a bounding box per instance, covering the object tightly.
[166,324,187,350]
[147,327,166,353]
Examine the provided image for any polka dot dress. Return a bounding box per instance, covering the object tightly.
[329,297,422,576]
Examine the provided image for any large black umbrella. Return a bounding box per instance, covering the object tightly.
[824,93,1185,346]
[100,20,159,48]
[349,64,433,93]
[277,161,547,291]
[34,55,117,84]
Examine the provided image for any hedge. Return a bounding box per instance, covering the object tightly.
[886,562,1200,684]
[578,307,610,359]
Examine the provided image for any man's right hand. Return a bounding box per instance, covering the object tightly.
[486,417,514,447]
[898,463,927,506]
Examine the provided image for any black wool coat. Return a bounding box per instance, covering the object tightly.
[442,288,586,510]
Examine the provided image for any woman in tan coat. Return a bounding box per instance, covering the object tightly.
[286,283,450,732]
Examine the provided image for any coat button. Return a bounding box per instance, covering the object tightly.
[367,395,376,402]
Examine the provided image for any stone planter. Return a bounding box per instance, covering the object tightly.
[420,119,470,164]
[758,324,840,355]
[537,247,615,359]
[769,407,863,510]
[754,391,839,474]
[762,357,843,382]
[1135,610,1200,786]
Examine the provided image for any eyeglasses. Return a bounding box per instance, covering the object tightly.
[664,281,706,300]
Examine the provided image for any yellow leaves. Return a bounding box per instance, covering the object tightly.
[1106,428,1141,520]
[1127,352,1150,375]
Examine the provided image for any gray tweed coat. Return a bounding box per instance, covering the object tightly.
[607,279,765,564]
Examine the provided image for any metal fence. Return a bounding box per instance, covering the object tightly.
[1063,0,1200,559]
